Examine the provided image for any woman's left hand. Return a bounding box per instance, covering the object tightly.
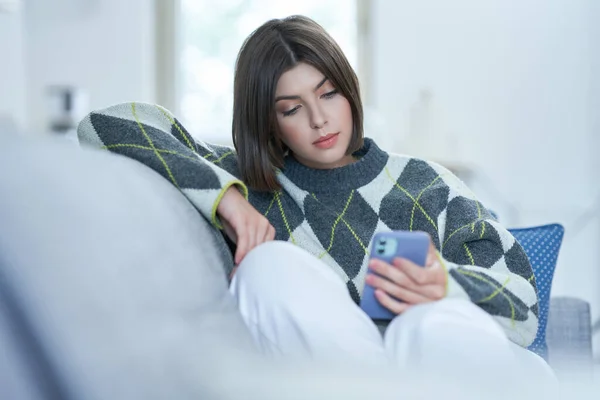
[365,240,447,315]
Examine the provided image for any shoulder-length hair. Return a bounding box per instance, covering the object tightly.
[232,15,364,192]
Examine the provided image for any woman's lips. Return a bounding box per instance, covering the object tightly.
[313,133,339,149]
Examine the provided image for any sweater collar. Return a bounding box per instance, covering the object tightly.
[281,138,389,192]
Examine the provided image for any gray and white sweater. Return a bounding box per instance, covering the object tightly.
[78,102,539,347]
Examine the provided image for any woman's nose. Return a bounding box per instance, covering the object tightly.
[310,107,327,130]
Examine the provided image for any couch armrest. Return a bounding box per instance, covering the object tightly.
[546,296,593,370]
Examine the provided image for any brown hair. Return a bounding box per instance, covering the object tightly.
[232,15,364,192]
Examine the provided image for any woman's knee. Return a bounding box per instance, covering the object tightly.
[231,241,345,299]
[235,240,316,279]
[238,240,295,269]
[387,298,506,340]
[232,241,296,292]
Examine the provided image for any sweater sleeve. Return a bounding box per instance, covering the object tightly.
[427,163,539,347]
[77,101,247,229]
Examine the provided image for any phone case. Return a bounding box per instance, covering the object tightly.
[359,231,430,320]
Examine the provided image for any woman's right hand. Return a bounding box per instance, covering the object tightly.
[217,186,276,268]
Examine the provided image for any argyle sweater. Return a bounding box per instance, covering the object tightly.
[77,102,539,347]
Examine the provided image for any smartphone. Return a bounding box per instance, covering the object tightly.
[359,230,430,320]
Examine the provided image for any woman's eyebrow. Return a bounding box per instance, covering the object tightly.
[313,76,328,91]
[275,77,329,102]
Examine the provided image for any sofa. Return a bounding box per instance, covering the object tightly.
[0,132,594,399]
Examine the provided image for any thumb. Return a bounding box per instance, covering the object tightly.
[425,241,435,266]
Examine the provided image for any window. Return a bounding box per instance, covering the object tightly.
[178,0,358,144]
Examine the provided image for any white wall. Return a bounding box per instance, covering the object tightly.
[589,0,600,355]
[370,0,599,348]
[0,5,26,130]
[23,0,156,133]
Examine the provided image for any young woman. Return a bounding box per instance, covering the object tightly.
[78,15,554,383]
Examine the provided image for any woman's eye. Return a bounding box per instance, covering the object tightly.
[282,106,300,117]
[321,89,338,99]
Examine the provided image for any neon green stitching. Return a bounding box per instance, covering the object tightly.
[318,191,355,258]
[463,243,475,265]
[467,272,527,346]
[201,151,233,164]
[131,102,178,187]
[210,181,246,229]
[471,222,475,233]
[442,219,492,251]
[103,143,200,163]
[312,192,368,257]
[476,200,482,219]
[442,223,472,251]
[340,219,369,254]
[199,151,233,165]
[477,276,511,303]
[103,143,154,152]
[410,176,441,231]
[156,105,195,152]
[103,143,151,150]
[214,151,233,164]
[457,269,516,330]
[276,192,296,244]
[528,274,536,282]
[264,194,277,217]
[385,167,437,231]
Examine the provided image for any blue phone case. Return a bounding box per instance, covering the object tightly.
[360,231,430,320]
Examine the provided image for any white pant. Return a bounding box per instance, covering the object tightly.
[230,241,556,389]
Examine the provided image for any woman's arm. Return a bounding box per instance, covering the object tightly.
[77,101,246,229]
[430,163,539,347]
[369,159,538,347]
[77,102,275,263]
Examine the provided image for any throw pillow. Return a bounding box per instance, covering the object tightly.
[508,223,565,360]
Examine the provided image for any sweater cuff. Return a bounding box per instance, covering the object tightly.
[211,180,248,229]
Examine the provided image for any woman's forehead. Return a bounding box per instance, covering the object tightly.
[276,63,327,94]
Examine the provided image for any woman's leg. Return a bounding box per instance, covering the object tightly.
[508,340,558,389]
[383,298,557,390]
[229,241,388,366]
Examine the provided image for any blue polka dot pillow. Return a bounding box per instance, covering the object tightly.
[508,223,564,360]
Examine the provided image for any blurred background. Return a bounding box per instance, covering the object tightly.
[1,0,598,361]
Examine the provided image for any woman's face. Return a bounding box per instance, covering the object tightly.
[274,62,355,169]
